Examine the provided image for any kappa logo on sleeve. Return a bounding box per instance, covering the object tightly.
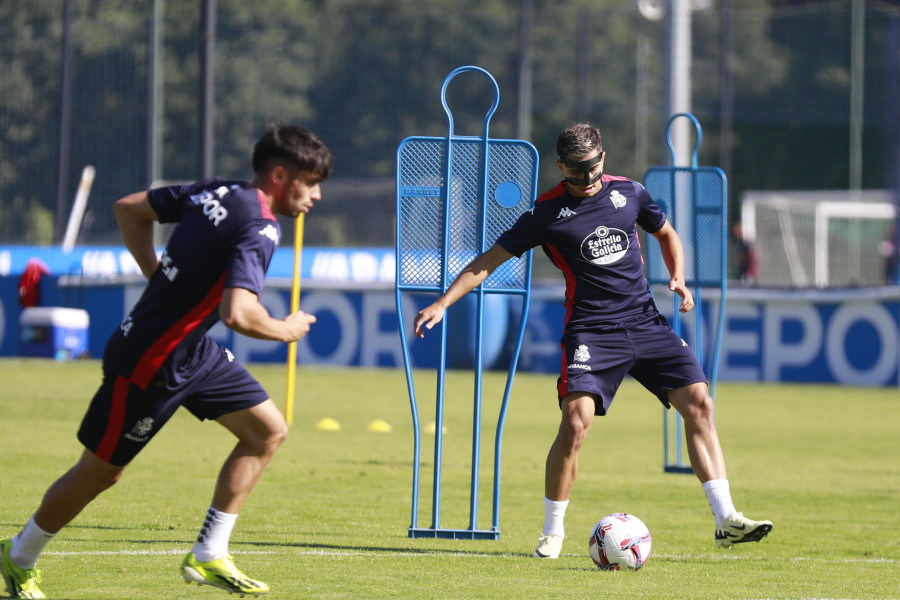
[259,224,279,244]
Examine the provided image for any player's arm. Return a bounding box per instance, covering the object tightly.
[220,286,317,342]
[114,191,160,280]
[650,220,694,313]
[413,243,513,338]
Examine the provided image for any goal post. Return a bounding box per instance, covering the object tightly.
[741,190,896,288]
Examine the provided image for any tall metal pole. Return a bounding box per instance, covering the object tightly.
[887,14,900,286]
[576,8,591,122]
[718,0,734,182]
[200,0,216,178]
[55,0,74,242]
[147,0,164,189]
[846,0,866,276]
[667,0,691,166]
[516,0,532,142]
[849,0,865,191]
[636,1,664,171]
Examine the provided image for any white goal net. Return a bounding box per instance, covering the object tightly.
[741,190,897,288]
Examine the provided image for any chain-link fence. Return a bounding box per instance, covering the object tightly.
[2,1,899,284]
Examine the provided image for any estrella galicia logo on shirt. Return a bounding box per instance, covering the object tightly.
[581,226,629,265]
[259,224,279,244]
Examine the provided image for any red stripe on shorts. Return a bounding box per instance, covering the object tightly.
[557,342,569,399]
[95,375,130,462]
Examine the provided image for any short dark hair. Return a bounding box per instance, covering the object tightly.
[252,124,334,180]
[556,123,603,159]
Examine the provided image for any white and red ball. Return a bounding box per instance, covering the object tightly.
[588,513,652,571]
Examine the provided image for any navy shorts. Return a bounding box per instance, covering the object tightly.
[78,341,269,466]
[557,312,707,415]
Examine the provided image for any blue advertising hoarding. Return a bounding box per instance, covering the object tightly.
[1,245,899,386]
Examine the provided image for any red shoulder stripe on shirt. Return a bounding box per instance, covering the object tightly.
[601,173,630,182]
[129,272,227,389]
[538,176,630,204]
[256,189,276,221]
[536,182,567,203]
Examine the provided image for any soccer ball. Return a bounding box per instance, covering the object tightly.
[588,513,652,571]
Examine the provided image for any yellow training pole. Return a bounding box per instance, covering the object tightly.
[285,213,305,427]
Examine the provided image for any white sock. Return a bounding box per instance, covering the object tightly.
[702,479,737,524]
[543,497,569,538]
[10,516,55,569]
[191,507,238,562]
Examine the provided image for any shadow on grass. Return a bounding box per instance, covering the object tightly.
[234,539,534,558]
[4,524,537,561]
[2,523,174,534]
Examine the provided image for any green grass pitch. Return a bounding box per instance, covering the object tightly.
[1,358,898,599]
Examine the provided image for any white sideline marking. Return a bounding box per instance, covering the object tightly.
[42,548,898,565]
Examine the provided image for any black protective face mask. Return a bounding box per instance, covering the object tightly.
[559,152,604,187]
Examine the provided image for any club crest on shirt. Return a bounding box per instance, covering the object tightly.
[581,225,629,265]
[609,190,627,209]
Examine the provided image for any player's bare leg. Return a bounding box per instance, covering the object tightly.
[181,399,287,596]
[544,393,596,501]
[668,383,772,547]
[32,449,126,534]
[3,450,124,599]
[535,393,596,559]
[666,383,725,482]
[212,399,288,514]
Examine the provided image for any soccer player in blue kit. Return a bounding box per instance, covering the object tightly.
[1,124,333,599]
[413,124,772,560]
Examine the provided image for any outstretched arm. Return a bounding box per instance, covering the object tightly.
[651,220,694,313]
[114,192,160,280]
[220,287,317,342]
[413,243,513,338]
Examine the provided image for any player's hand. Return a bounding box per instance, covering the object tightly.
[669,278,694,313]
[413,304,445,338]
[284,310,317,341]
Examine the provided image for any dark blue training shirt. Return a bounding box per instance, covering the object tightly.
[103,178,280,389]
[496,175,666,331]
